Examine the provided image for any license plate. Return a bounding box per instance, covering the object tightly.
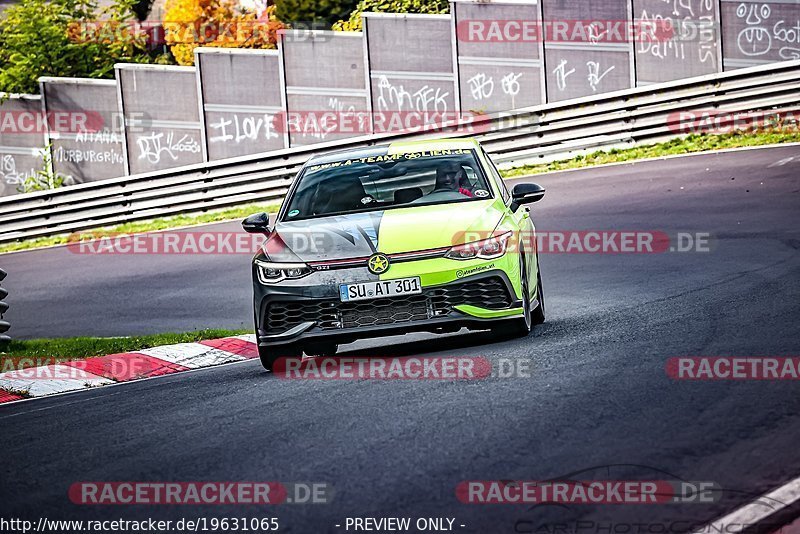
[339,277,422,302]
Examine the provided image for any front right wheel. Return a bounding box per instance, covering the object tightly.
[531,259,545,325]
[492,255,532,338]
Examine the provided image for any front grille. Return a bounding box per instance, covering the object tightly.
[428,277,513,311]
[264,276,513,334]
[341,295,430,328]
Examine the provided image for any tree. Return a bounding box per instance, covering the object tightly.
[274,0,360,26]
[163,0,286,66]
[333,0,448,32]
[0,0,161,94]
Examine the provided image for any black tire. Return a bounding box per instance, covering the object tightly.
[258,342,302,371]
[531,257,545,325]
[492,255,532,338]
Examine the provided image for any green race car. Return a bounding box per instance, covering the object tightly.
[243,138,546,370]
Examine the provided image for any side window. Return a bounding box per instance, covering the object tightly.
[482,148,510,203]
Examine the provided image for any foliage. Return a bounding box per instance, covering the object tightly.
[0,0,159,94]
[275,0,359,26]
[16,145,68,194]
[163,0,286,66]
[333,0,448,32]
[131,0,154,20]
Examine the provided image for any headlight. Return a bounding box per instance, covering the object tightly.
[256,260,312,284]
[445,231,513,260]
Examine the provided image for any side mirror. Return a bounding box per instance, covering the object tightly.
[511,182,546,211]
[242,212,271,234]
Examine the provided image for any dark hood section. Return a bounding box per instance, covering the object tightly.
[263,212,384,263]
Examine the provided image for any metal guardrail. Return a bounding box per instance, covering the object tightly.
[0,60,798,244]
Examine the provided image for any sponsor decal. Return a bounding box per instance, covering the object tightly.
[455,263,495,279]
[367,253,390,274]
[305,149,472,173]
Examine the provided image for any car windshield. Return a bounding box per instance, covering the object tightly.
[282,149,493,221]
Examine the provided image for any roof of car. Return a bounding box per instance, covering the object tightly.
[305,138,480,165]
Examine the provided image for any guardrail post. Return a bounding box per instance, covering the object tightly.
[0,267,9,347]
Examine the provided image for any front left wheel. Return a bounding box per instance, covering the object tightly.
[258,342,302,371]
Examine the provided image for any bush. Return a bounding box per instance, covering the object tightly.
[0,0,160,94]
[275,0,359,26]
[163,0,286,66]
[333,0,448,31]
[17,145,70,194]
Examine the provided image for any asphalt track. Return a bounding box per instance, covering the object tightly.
[1,145,799,532]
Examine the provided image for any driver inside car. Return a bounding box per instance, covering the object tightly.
[433,163,474,197]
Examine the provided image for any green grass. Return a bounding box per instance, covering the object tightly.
[0,328,248,371]
[0,202,281,254]
[501,129,800,178]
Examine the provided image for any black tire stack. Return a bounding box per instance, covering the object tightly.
[0,268,9,348]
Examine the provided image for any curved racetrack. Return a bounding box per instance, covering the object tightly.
[1,145,799,532]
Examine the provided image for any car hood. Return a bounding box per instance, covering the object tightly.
[262,199,505,263]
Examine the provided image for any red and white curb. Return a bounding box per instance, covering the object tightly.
[0,335,258,404]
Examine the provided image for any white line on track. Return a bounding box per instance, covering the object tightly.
[693,475,800,534]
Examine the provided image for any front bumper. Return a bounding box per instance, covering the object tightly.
[253,267,524,346]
